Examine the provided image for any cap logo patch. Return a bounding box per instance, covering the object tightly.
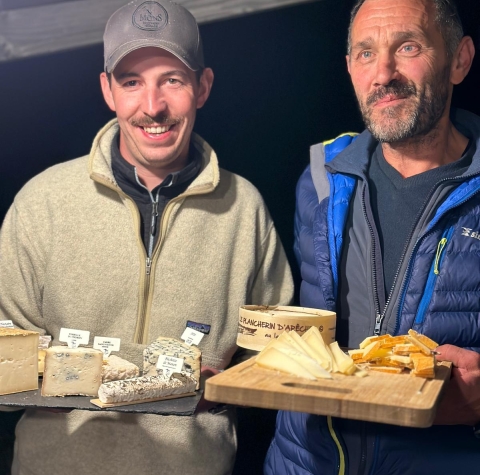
[132,1,168,31]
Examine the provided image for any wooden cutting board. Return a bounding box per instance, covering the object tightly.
[205,357,451,427]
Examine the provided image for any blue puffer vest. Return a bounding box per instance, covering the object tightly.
[264,109,480,475]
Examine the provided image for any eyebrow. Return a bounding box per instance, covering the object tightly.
[114,69,190,81]
[351,31,425,52]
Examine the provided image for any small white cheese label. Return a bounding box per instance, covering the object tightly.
[0,320,14,328]
[181,328,204,346]
[59,328,90,349]
[156,355,184,378]
[93,336,121,358]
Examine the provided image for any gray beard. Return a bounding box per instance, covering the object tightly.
[359,65,450,144]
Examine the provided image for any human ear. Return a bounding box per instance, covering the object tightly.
[450,36,475,85]
[196,68,214,109]
[100,72,116,112]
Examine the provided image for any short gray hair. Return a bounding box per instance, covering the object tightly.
[347,0,464,58]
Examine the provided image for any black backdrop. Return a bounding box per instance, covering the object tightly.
[0,0,479,474]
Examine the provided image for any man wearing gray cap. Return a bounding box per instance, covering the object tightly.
[0,1,293,474]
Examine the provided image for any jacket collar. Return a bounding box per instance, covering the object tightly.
[327,109,480,178]
[88,119,220,194]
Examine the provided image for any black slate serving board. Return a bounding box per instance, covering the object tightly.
[0,383,202,415]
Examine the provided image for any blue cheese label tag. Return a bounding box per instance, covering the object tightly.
[156,355,184,378]
[0,320,14,328]
[59,328,90,349]
[93,336,121,358]
[181,328,204,346]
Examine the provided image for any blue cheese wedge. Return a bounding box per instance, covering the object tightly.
[0,328,39,395]
[102,355,139,383]
[97,373,196,404]
[41,346,103,397]
[143,337,201,389]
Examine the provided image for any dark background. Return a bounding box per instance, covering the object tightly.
[0,0,479,473]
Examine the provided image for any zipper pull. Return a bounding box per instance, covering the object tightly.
[374,315,382,335]
[434,238,447,275]
[151,201,159,236]
[146,257,152,276]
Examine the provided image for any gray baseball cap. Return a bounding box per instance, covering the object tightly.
[104,0,204,73]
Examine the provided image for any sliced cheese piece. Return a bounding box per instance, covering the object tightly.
[408,329,438,350]
[347,349,365,360]
[38,349,46,376]
[102,355,140,383]
[41,346,103,396]
[359,334,391,349]
[255,347,317,380]
[301,327,333,371]
[270,340,332,379]
[143,337,201,390]
[97,373,196,404]
[0,328,39,395]
[276,331,308,354]
[288,330,325,361]
[368,366,404,374]
[38,335,51,376]
[329,341,356,375]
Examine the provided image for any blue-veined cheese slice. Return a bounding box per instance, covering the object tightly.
[98,373,196,403]
[143,337,201,389]
[41,346,103,396]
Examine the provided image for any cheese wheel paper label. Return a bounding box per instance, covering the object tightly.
[181,328,203,346]
[93,336,121,358]
[59,328,90,349]
[156,355,184,378]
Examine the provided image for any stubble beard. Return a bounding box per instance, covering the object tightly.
[358,65,451,145]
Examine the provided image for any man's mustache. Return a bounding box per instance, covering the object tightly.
[366,81,417,106]
[130,115,181,127]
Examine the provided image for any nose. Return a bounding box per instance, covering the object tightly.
[142,85,168,119]
[373,51,401,87]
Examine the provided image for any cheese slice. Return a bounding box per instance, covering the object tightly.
[97,373,196,404]
[37,335,51,376]
[301,326,333,371]
[0,328,39,395]
[268,339,332,379]
[329,341,356,375]
[41,346,103,396]
[256,346,317,380]
[102,355,140,383]
[143,337,201,389]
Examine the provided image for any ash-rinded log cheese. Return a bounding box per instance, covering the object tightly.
[97,373,196,404]
[102,355,140,383]
[0,328,39,395]
[143,337,201,389]
[42,346,103,397]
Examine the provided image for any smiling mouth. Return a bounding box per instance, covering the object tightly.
[142,124,173,134]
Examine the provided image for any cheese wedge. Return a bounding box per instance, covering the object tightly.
[102,355,140,383]
[42,346,103,396]
[143,337,201,390]
[0,328,39,395]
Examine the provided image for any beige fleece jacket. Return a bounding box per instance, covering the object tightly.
[0,120,293,475]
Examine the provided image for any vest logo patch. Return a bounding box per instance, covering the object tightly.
[133,2,168,31]
[186,321,211,335]
[461,227,480,240]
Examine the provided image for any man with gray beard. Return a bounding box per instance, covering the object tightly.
[265,0,480,474]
